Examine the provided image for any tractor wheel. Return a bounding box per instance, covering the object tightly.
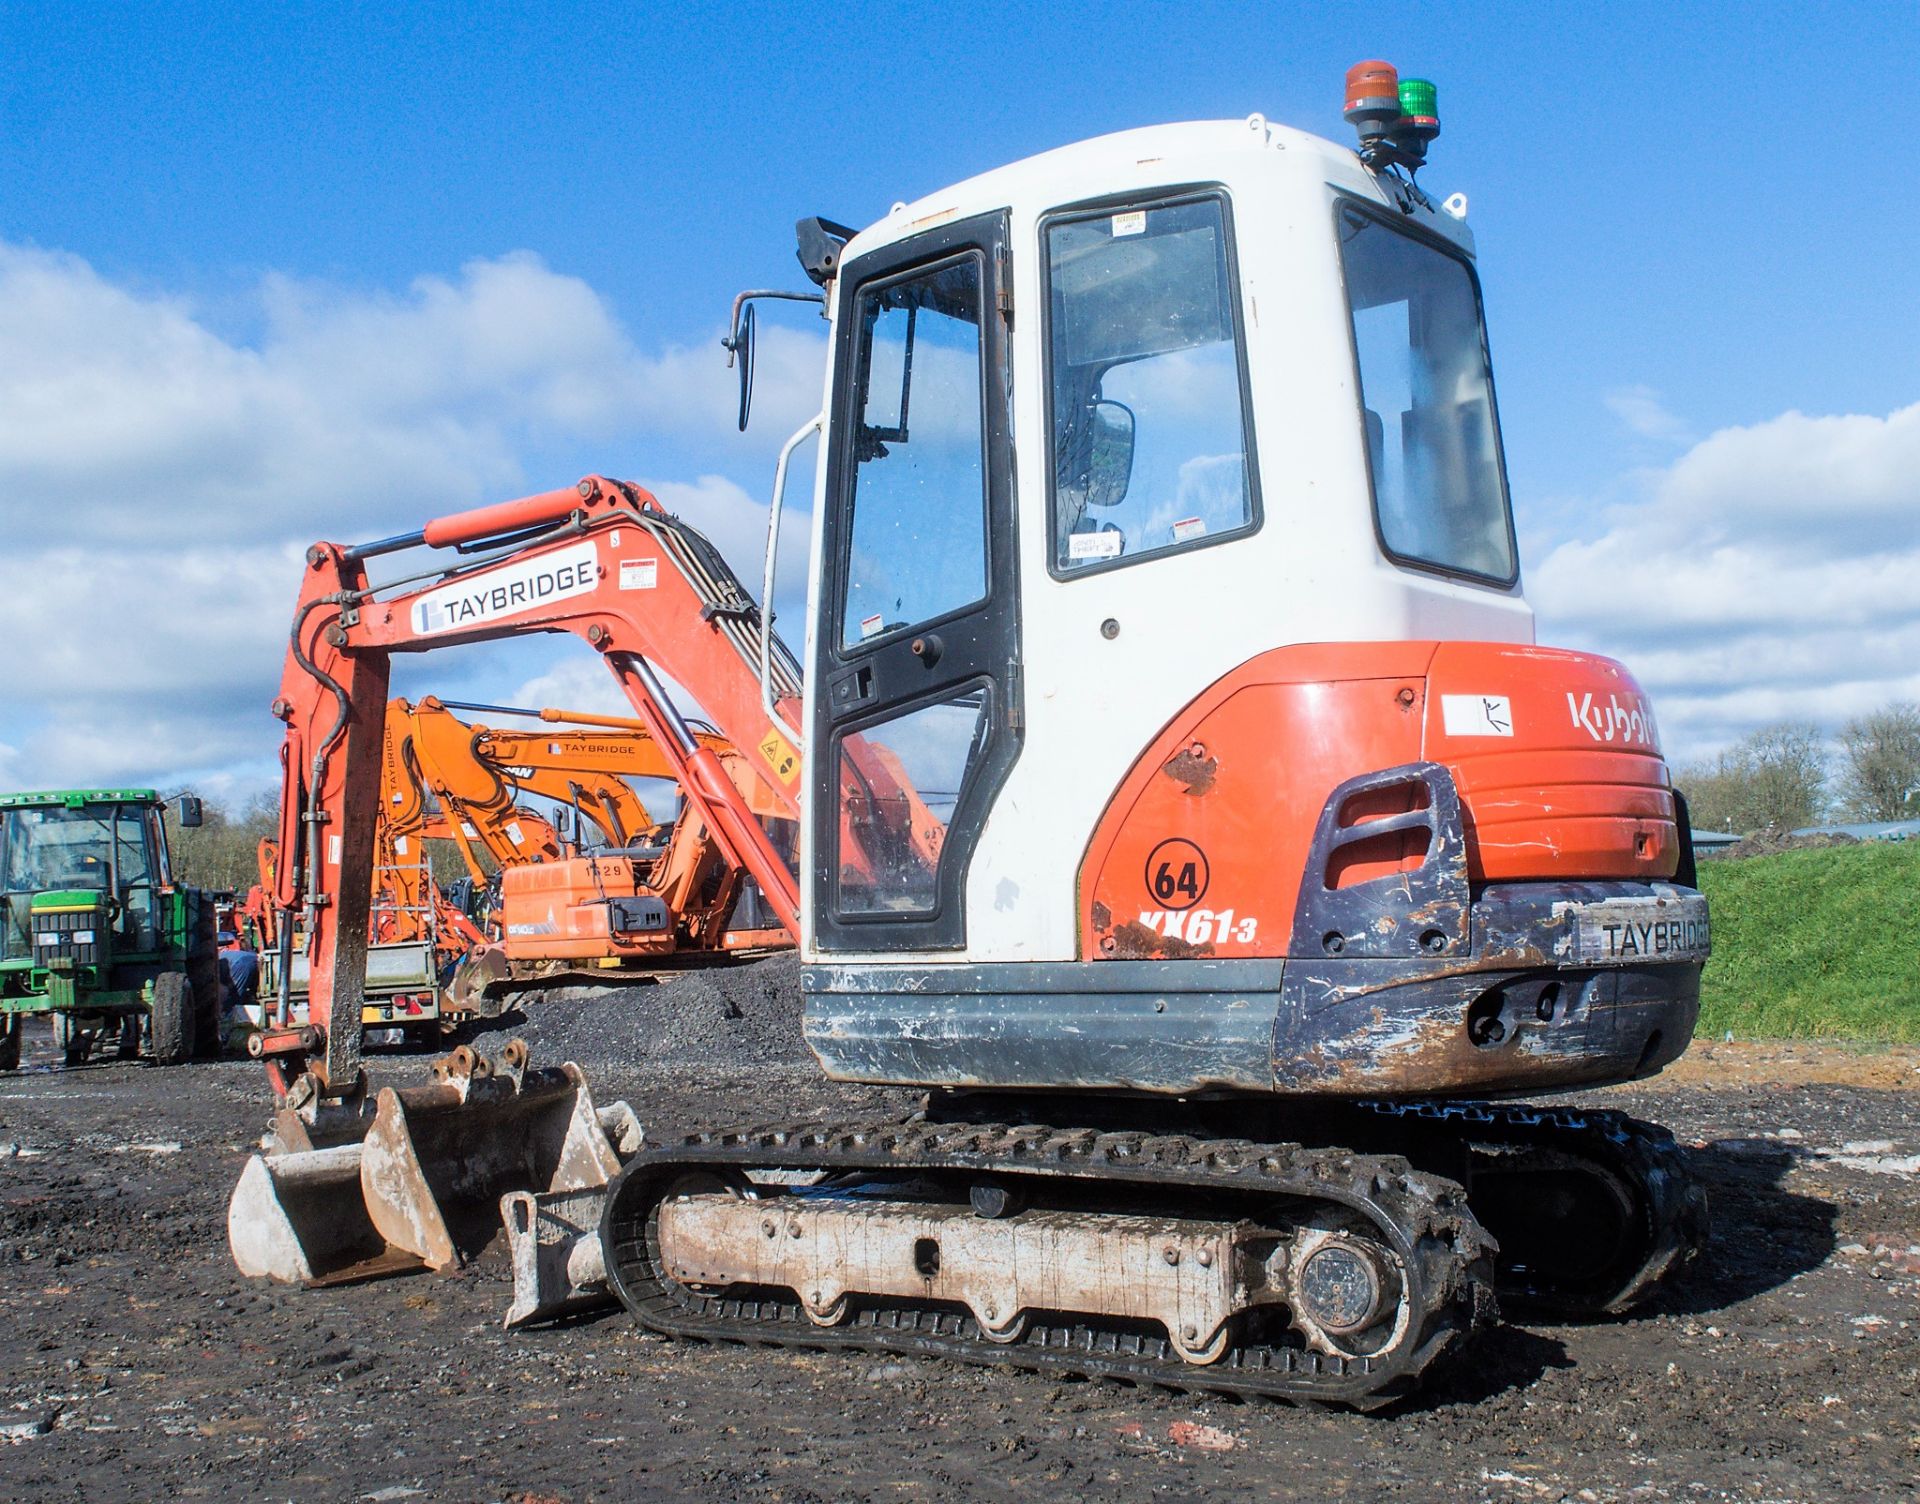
[0,1018,19,1072]
[150,974,193,1066]
[187,901,222,1059]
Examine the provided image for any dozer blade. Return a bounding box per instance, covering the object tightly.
[501,1187,616,1328]
[227,1040,642,1286]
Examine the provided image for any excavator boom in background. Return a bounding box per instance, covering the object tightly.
[231,65,1712,1406]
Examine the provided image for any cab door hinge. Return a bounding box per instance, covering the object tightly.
[1005,656,1025,734]
[994,243,1013,326]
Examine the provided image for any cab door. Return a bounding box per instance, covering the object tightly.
[811,211,1021,953]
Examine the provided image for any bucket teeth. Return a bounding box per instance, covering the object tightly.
[227,1043,641,1288]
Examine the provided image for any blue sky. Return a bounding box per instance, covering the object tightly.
[3,0,1918,795]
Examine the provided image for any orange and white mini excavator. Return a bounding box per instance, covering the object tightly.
[237,65,1709,1404]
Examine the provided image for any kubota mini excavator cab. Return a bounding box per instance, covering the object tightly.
[241,65,1708,1404]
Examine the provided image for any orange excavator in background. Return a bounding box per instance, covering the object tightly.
[240,690,801,1039]
[384,696,796,1004]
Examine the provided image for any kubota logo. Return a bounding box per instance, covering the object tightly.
[1567,690,1658,749]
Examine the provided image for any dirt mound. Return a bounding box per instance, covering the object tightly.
[1703,828,1861,861]
[466,951,807,1070]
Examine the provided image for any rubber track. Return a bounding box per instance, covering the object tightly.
[1360,1101,1710,1315]
[601,1119,1497,1407]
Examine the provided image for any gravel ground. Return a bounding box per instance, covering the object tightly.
[3,961,1919,1503]
[468,953,808,1073]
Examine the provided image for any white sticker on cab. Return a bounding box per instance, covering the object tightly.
[1441,694,1514,737]
[1067,530,1123,560]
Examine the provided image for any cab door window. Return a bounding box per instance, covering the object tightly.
[839,256,989,649]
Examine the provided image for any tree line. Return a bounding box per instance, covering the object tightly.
[161,794,487,895]
[1675,702,1920,836]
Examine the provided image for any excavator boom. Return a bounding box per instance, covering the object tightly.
[262,477,803,1093]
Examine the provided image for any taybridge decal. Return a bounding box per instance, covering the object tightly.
[411,541,599,635]
[1567,689,1659,749]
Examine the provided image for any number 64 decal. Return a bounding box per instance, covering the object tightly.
[1145,837,1209,910]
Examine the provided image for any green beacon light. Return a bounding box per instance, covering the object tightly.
[1395,77,1440,161]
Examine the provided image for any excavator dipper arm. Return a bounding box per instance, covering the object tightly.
[266,476,803,1096]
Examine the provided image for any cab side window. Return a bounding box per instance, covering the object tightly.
[1044,193,1259,574]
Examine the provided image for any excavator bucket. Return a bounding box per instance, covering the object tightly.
[228,1041,641,1285]
[228,1143,407,1284]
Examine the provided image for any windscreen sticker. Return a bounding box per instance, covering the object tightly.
[410,540,599,635]
[859,613,885,640]
[1441,694,1514,737]
[1112,210,1147,237]
[1067,530,1123,560]
[1171,516,1207,543]
[619,558,658,591]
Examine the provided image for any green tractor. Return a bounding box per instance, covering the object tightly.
[0,788,222,1070]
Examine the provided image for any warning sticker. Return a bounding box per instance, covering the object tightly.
[620,558,659,590]
[1112,210,1146,237]
[859,613,885,640]
[1440,694,1514,737]
[758,725,801,786]
[1067,530,1123,560]
[1171,516,1207,543]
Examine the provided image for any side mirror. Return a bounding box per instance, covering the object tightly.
[175,794,204,829]
[722,286,828,433]
[727,302,756,432]
[1083,400,1136,509]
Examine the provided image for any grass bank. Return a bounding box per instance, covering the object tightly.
[1695,840,1920,1043]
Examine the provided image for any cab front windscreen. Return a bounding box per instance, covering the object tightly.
[1339,204,1516,583]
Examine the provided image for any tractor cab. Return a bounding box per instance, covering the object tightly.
[0,788,214,1069]
[1,791,171,963]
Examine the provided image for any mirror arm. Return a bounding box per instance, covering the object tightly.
[723,289,827,432]
[722,289,826,365]
[762,412,822,738]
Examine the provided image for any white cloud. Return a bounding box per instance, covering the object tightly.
[0,240,823,799]
[1604,384,1695,444]
[1533,401,1920,763]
